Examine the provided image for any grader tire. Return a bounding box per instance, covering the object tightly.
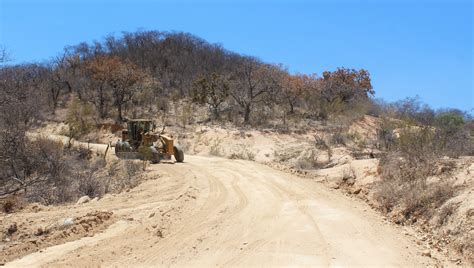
[151,152,160,164]
[173,145,184,163]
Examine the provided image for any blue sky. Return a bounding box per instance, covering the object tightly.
[1,0,472,111]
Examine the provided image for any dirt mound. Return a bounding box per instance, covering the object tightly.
[1,210,113,264]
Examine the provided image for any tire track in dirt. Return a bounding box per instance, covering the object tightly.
[7,155,444,267]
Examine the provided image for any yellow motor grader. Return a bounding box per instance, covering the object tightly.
[115,119,184,163]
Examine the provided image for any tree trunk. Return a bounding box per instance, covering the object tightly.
[288,99,294,114]
[244,104,251,124]
[117,103,123,122]
[98,101,107,119]
[212,105,220,120]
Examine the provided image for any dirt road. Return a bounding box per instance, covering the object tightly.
[7,155,439,267]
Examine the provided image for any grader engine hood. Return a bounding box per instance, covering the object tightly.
[160,135,174,156]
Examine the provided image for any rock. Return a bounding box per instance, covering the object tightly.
[156,230,163,238]
[352,188,362,195]
[90,197,99,202]
[76,196,91,205]
[62,218,74,228]
[421,250,431,257]
[7,223,17,234]
[34,227,44,236]
[148,212,155,218]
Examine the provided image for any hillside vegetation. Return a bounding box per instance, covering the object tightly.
[1,30,473,264]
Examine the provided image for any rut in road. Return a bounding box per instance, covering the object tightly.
[7,155,440,267]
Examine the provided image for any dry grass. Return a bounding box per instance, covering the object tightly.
[228,144,255,161]
[209,138,224,156]
[375,151,456,222]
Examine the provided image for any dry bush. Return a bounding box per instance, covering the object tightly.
[228,144,255,161]
[1,132,143,206]
[374,124,463,221]
[375,142,456,222]
[274,147,302,163]
[1,195,26,213]
[174,100,195,128]
[329,127,348,146]
[106,159,143,192]
[294,158,315,170]
[292,147,331,170]
[66,98,95,140]
[435,202,459,227]
[314,134,328,150]
[209,138,224,156]
[376,118,398,151]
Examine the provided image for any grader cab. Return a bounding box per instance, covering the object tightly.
[115,119,184,163]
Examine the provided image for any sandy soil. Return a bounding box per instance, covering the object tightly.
[4,154,445,267]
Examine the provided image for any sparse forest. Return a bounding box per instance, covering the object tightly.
[1,30,473,265]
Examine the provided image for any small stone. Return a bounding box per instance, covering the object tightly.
[156,230,163,238]
[35,227,44,236]
[76,196,91,205]
[421,250,431,257]
[148,212,155,218]
[352,188,362,195]
[7,223,17,234]
[62,218,74,228]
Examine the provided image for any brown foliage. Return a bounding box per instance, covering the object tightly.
[320,68,373,103]
[84,55,146,121]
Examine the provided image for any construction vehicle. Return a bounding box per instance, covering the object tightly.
[115,119,184,163]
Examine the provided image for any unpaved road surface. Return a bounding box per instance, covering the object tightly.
[7,155,440,267]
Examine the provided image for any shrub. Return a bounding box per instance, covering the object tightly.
[66,98,94,140]
[375,147,456,221]
[228,144,255,161]
[1,196,24,213]
[376,118,397,151]
[209,138,223,156]
[329,127,347,146]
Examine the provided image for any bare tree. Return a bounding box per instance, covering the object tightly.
[0,65,48,197]
[230,58,283,123]
[0,45,8,64]
[84,55,145,121]
[192,72,230,119]
[45,53,77,113]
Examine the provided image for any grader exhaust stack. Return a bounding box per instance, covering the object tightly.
[115,119,184,163]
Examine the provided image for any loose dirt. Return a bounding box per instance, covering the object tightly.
[4,154,446,266]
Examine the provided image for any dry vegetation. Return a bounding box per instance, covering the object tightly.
[1,30,473,264]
